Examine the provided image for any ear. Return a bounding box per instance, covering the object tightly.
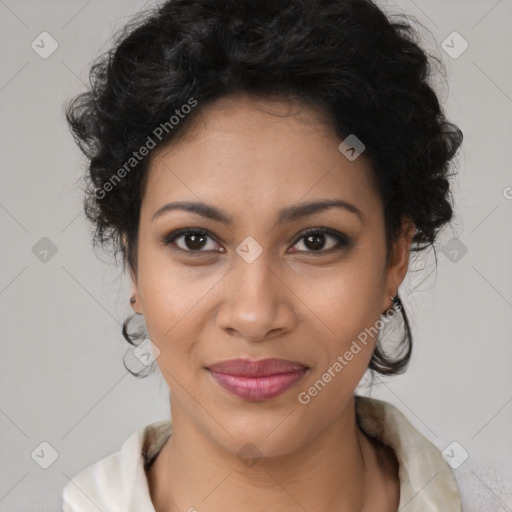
[129,273,142,314]
[381,217,416,312]
[123,233,143,315]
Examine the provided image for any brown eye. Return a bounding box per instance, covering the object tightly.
[290,228,350,254]
[163,228,222,253]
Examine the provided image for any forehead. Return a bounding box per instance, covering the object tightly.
[141,95,380,223]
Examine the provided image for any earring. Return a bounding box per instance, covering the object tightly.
[391,293,402,310]
[130,295,136,304]
[382,293,399,316]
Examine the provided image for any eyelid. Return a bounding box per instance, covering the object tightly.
[162,226,351,254]
[291,227,348,246]
[289,227,351,255]
[162,227,222,252]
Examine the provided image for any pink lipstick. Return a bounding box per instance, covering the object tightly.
[207,358,308,401]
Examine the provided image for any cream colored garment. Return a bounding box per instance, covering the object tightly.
[62,396,462,511]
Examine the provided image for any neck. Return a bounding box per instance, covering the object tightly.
[147,396,390,512]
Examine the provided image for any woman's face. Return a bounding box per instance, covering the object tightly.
[130,94,413,456]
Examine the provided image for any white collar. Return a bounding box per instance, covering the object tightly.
[62,396,462,511]
[355,396,461,511]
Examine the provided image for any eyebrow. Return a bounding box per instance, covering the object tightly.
[151,199,364,224]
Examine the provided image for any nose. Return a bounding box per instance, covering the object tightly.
[216,254,297,342]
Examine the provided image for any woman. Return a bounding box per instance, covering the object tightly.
[62,0,464,510]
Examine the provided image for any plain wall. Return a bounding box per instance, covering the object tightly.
[0,0,511,510]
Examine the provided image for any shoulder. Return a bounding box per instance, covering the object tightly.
[355,396,461,511]
[62,419,172,512]
[355,396,512,511]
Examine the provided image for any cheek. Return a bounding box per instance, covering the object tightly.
[135,263,179,342]
[296,277,381,413]
[136,244,204,328]
[299,255,384,339]
[294,254,385,386]
[135,254,217,377]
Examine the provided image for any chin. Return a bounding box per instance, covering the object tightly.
[213,414,308,461]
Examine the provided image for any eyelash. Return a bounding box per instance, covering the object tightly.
[161,227,351,256]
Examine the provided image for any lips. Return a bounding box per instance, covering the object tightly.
[207,358,308,377]
[206,358,309,401]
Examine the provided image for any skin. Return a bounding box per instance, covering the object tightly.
[129,94,415,512]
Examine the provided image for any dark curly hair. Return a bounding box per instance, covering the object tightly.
[64,0,463,378]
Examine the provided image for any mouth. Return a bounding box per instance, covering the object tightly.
[206,358,309,401]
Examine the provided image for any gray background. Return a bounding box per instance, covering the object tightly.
[0,0,511,510]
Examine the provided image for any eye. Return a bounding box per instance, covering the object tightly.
[162,228,223,253]
[162,227,351,255]
[289,228,350,254]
